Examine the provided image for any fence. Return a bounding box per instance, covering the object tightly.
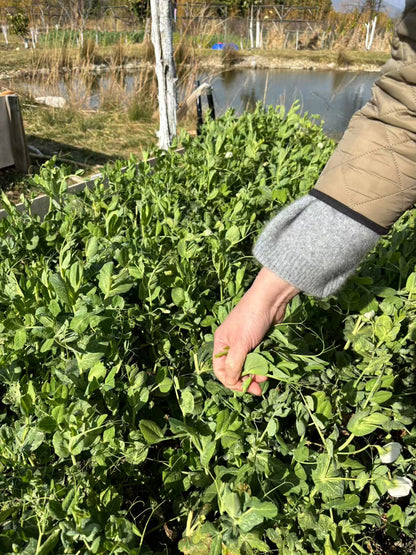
[1,2,319,31]
[0,2,392,52]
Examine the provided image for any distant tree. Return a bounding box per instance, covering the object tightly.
[213,0,331,17]
[222,0,264,17]
[341,0,384,17]
[129,0,150,21]
[362,0,383,17]
[54,0,98,32]
[6,11,29,47]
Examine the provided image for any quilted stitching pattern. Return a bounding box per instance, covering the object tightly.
[313,8,416,229]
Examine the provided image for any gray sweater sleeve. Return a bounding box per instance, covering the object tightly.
[253,195,380,298]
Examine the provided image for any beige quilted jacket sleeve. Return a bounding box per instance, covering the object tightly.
[310,0,416,234]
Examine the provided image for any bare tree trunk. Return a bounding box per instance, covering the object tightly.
[30,28,36,48]
[255,8,260,48]
[249,6,254,49]
[2,25,8,45]
[150,0,177,150]
[144,17,151,41]
[365,16,377,50]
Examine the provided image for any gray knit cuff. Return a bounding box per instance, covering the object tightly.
[253,195,380,298]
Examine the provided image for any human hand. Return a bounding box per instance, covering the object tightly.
[212,268,299,395]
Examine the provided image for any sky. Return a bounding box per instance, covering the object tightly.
[332,0,405,14]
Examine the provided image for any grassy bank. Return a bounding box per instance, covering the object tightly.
[1,38,390,77]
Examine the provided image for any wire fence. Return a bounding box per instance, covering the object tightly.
[0,2,392,52]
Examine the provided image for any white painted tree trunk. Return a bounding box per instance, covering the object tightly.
[150,0,177,150]
[255,9,261,48]
[365,16,377,50]
[30,28,36,49]
[2,25,8,45]
[249,7,254,49]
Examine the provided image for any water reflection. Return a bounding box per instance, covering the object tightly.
[13,67,379,138]
[210,68,378,138]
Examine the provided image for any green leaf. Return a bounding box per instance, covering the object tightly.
[20,393,33,416]
[37,527,60,555]
[98,262,114,297]
[208,535,222,555]
[88,362,107,382]
[139,420,164,444]
[68,261,84,292]
[0,505,18,524]
[85,236,99,260]
[312,454,344,501]
[222,488,241,519]
[62,488,76,512]
[312,391,333,419]
[200,440,216,467]
[13,328,26,350]
[168,418,189,435]
[387,504,403,523]
[124,442,148,465]
[172,287,186,307]
[374,314,393,342]
[243,535,270,552]
[225,225,240,245]
[69,433,90,456]
[38,416,57,433]
[347,410,389,437]
[50,273,71,305]
[19,428,43,454]
[265,419,278,437]
[238,509,266,533]
[247,498,278,519]
[371,390,392,404]
[242,353,269,376]
[372,286,397,298]
[180,388,195,415]
[53,431,70,459]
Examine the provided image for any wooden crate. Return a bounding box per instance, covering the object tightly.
[0,92,30,173]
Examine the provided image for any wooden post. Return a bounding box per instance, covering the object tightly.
[0,99,14,169]
[0,94,30,173]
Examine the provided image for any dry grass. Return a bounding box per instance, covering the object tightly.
[22,101,156,161]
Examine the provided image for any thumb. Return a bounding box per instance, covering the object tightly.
[224,343,248,386]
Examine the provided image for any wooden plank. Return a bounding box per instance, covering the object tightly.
[6,94,30,173]
[0,98,14,169]
[0,148,185,222]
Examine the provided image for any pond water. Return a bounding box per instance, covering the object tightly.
[208,68,379,138]
[16,67,379,139]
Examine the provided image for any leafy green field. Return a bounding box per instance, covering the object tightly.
[0,105,415,554]
[38,29,145,47]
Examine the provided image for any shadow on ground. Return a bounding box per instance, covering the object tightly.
[0,137,123,203]
[26,135,121,167]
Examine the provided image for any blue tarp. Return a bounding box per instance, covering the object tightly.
[211,42,239,50]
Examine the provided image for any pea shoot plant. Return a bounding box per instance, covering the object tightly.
[0,104,415,554]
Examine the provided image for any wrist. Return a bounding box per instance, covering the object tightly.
[250,267,299,323]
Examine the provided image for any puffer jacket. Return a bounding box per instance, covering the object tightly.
[310,0,416,235]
